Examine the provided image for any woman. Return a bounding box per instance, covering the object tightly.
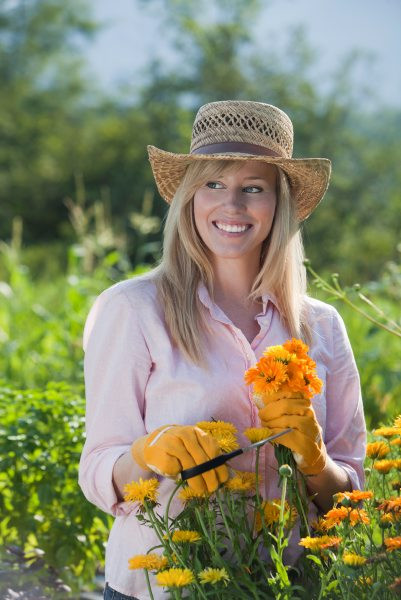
[79,100,366,599]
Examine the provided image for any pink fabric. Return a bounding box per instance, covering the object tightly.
[78,272,366,598]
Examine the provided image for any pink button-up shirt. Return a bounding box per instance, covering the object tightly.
[79,272,366,599]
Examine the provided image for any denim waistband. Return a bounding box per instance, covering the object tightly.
[103,582,140,600]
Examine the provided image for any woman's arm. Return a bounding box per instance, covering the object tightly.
[306,455,351,513]
[78,286,152,516]
[112,451,151,502]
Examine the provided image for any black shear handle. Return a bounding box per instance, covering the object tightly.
[180,447,243,481]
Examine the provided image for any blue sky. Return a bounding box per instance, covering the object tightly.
[83,0,401,107]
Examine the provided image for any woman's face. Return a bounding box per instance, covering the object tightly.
[193,161,277,265]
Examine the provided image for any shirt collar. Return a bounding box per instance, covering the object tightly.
[197,282,278,322]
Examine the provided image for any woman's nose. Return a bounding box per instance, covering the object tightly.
[223,188,246,210]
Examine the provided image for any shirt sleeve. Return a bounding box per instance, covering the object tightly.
[78,286,153,516]
[324,308,367,490]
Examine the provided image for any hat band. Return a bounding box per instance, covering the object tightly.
[191,141,282,157]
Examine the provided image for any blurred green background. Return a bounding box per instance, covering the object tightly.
[0,0,400,596]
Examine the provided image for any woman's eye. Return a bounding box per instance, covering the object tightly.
[243,186,263,193]
[206,181,224,189]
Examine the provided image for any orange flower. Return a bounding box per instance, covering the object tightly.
[334,490,373,504]
[377,497,401,512]
[374,460,396,474]
[384,537,401,552]
[390,438,401,447]
[285,360,322,399]
[244,356,288,396]
[366,441,390,459]
[322,506,369,529]
[389,577,401,592]
[283,338,309,358]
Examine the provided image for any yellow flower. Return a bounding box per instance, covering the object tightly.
[199,567,230,586]
[310,518,328,533]
[394,415,401,428]
[156,568,194,587]
[243,427,272,444]
[128,553,168,571]
[366,441,390,459]
[299,536,341,551]
[343,552,367,566]
[373,460,396,474]
[196,420,239,452]
[255,499,297,532]
[394,459,401,471]
[384,536,401,552]
[225,471,257,493]
[380,513,395,524]
[123,477,159,506]
[171,530,201,543]
[390,438,401,447]
[373,426,401,438]
[196,420,237,435]
[359,576,373,586]
[263,345,296,364]
[178,486,210,504]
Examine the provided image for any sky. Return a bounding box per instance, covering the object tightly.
[83,0,401,107]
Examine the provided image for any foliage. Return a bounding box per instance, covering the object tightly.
[306,255,401,427]
[0,381,112,596]
[0,0,400,281]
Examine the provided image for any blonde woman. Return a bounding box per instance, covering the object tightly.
[79,101,366,600]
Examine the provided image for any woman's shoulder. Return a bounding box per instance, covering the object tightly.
[303,295,345,332]
[95,269,159,310]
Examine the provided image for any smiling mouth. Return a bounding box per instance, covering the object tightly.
[213,221,252,233]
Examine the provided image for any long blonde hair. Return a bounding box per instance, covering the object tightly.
[155,159,310,364]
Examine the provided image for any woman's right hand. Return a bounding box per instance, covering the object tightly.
[131,425,229,494]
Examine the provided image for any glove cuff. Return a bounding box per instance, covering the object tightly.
[131,436,151,471]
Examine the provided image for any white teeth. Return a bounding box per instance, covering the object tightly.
[215,222,249,233]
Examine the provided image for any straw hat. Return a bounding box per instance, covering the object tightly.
[147,100,331,221]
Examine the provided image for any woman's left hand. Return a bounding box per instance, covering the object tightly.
[258,393,327,475]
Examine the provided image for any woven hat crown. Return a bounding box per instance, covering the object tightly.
[190,100,294,158]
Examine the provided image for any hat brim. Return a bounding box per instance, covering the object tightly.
[147,145,331,221]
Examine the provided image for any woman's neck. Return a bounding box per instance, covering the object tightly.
[211,257,259,308]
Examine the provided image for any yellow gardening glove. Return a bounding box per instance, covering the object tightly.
[258,392,326,476]
[131,425,229,494]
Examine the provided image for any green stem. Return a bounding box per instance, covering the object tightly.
[215,489,241,560]
[252,447,264,533]
[161,483,208,600]
[144,569,155,600]
[277,475,288,559]
[306,264,401,339]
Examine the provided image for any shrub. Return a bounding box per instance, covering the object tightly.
[0,382,112,596]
